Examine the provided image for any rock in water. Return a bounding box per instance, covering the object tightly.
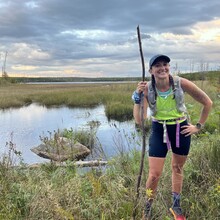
[31,137,91,162]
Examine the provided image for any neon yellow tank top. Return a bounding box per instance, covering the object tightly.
[153,89,185,123]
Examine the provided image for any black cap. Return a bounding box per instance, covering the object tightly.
[149,54,170,68]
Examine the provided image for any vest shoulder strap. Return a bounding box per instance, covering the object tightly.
[147,81,152,89]
[173,75,181,89]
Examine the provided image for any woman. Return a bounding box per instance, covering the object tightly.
[132,54,212,220]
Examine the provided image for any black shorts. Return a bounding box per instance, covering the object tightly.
[148,120,191,158]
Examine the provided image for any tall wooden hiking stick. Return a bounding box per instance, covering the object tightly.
[132,25,146,220]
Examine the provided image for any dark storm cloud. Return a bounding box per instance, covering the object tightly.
[1,0,219,38]
[0,0,220,76]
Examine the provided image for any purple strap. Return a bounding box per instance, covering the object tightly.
[153,116,186,150]
[176,120,180,148]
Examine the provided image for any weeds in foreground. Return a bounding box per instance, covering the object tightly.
[0,128,219,219]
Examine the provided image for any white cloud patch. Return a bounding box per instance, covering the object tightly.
[25,1,38,9]
[192,19,220,42]
[12,65,38,71]
[11,43,50,60]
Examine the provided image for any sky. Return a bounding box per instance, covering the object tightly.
[0,0,220,78]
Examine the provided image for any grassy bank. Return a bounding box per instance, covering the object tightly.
[0,76,219,219]
[0,77,219,126]
[0,131,219,219]
[0,82,136,121]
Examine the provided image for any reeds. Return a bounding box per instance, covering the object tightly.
[0,130,219,219]
[0,83,136,121]
[0,76,219,219]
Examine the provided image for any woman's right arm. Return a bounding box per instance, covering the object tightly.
[132,81,148,126]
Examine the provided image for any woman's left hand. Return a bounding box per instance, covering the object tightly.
[181,123,200,136]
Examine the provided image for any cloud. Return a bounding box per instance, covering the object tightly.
[0,0,220,77]
[12,65,38,71]
[11,43,50,62]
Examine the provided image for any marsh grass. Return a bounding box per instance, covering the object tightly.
[0,83,136,121]
[184,80,219,133]
[0,79,218,124]
[182,133,220,219]
[37,121,105,164]
[0,77,219,219]
[0,130,219,219]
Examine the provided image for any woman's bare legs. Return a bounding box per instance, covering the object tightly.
[146,154,187,194]
[144,154,187,219]
[169,153,188,219]
[143,157,165,219]
[171,153,187,193]
[146,157,166,197]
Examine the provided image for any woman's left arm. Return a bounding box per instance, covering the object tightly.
[180,77,213,135]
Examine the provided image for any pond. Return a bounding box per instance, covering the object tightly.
[0,104,143,164]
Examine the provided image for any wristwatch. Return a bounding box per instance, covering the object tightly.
[196,122,204,130]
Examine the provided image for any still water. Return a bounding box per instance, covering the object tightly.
[0,104,142,164]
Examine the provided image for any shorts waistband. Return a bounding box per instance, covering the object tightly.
[152,116,187,149]
[152,116,186,124]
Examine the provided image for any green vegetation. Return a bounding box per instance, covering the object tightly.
[0,71,219,124]
[0,71,219,219]
[0,130,219,219]
[6,76,141,83]
[38,122,103,161]
[1,70,219,84]
[0,81,136,121]
[41,121,101,152]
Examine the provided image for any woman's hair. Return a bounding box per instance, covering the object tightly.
[151,74,157,100]
[151,74,175,99]
[169,74,175,99]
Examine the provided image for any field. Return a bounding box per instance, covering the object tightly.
[0,82,135,121]
[0,74,219,219]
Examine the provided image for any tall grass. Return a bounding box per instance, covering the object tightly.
[0,76,219,219]
[0,83,136,121]
[0,128,219,219]
[0,78,219,125]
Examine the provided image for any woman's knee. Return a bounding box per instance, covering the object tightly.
[171,154,187,174]
[172,163,183,174]
[148,170,162,182]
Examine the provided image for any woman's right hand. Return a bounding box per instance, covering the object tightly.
[136,81,147,93]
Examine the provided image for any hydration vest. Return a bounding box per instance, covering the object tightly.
[147,76,187,116]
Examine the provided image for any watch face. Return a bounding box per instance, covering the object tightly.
[196,123,202,129]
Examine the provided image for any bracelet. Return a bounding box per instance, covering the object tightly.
[132,91,142,104]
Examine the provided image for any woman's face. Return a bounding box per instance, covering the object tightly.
[150,60,170,79]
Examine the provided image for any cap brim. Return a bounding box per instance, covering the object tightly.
[150,54,170,67]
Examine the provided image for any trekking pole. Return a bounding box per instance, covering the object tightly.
[132,25,146,220]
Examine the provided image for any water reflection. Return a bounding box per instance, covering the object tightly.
[0,104,141,164]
